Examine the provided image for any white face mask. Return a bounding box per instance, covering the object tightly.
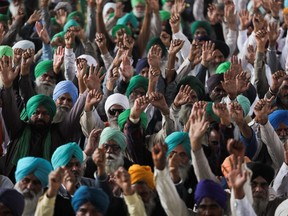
[133,8,144,18]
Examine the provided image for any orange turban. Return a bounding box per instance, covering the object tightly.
[221,155,251,178]
[283,8,288,15]
[128,164,155,190]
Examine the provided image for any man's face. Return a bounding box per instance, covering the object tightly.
[17,174,42,198]
[35,71,56,96]
[107,104,125,127]
[170,145,190,181]
[251,176,269,215]
[129,87,146,106]
[194,27,208,38]
[131,181,153,203]
[30,105,51,128]
[66,158,82,182]
[140,67,149,78]
[276,123,288,143]
[103,140,124,174]
[56,93,73,111]
[76,202,103,216]
[278,80,288,106]
[208,129,220,154]
[211,50,225,69]
[209,84,227,103]
[197,197,223,216]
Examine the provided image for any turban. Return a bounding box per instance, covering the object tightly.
[275,199,288,216]
[53,80,78,105]
[0,188,24,216]
[54,2,72,13]
[126,75,148,96]
[268,110,288,130]
[247,162,274,184]
[77,54,97,67]
[283,8,288,15]
[236,95,251,117]
[51,142,83,170]
[159,10,171,22]
[146,37,167,57]
[118,109,148,131]
[0,14,8,25]
[165,132,191,159]
[51,17,62,32]
[51,31,65,43]
[63,19,80,33]
[207,74,224,94]
[216,61,231,74]
[135,57,149,75]
[206,102,220,122]
[191,21,212,36]
[67,11,85,27]
[195,179,226,209]
[12,40,35,50]
[0,45,13,58]
[221,155,251,178]
[214,40,230,59]
[103,3,116,19]
[177,76,205,100]
[26,94,56,119]
[104,93,130,117]
[34,60,54,78]
[112,24,132,38]
[128,164,155,189]
[117,13,139,29]
[72,186,109,214]
[99,127,127,151]
[15,157,52,187]
[131,0,145,8]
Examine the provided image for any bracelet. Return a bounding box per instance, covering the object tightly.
[268,87,278,95]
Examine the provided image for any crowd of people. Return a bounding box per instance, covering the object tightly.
[1,0,288,215]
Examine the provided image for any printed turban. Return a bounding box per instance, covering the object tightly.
[0,45,13,58]
[247,162,275,184]
[0,188,24,216]
[12,40,35,50]
[195,179,227,209]
[118,109,148,131]
[104,93,129,117]
[268,110,288,130]
[128,164,155,189]
[135,57,149,75]
[177,76,205,100]
[99,127,127,151]
[72,186,109,214]
[126,75,148,96]
[26,94,56,119]
[165,132,191,159]
[34,60,53,78]
[207,74,224,94]
[191,21,212,37]
[53,80,78,105]
[15,157,52,187]
[51,142,83,170]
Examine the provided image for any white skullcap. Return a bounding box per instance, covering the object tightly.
[77,54,97,67]
[12,40,35,50]
[104,93,130,116]
[275,199,288,216]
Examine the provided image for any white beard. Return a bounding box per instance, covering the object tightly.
[252,197,269,216]
[14,182,43,216]
[35,78,56,96]
[179,104,193,126]
[133,8,144,18]
[105,152,124,175]
[178,163,190,182]
[52,106,70,123]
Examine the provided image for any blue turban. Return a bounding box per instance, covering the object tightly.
[51,142,83,170]
[99,127,127,152]
[15,157,52,187]
[117,12,139,29]
[53,80,78,105]
[268,110,288,130]
[135,57,149,75]
[165,132,191,159]
[26,94,56,119]
[72,186,109,214]
[64,19,80,32]
[0,188,24,216]
[195,179,226,209]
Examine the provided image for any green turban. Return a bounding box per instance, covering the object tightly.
[117,13,139,29]
[216,62,231,74]
[51,142,83,170]
[236,95,251,117]
[131,0,146,8]
[146,37,167,57]
[51,31,65,43]
[177,76,205,100]
[191,21,212,36]
[0,14,8,25]
[50,17,62,33]
[67,11,85,27]
[0,45,13,58]
[34,60,53,78]
[111,24,132,38]
[165,132,191,159]
[99,127,127,152]
[126,75,148,96]
[206,102,220,122]
[118,109,148,131]
[159,10,171,22]
[26,94,56,119]
[63,19,80,32]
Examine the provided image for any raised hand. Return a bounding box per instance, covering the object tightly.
[224,0,237,30]
[236,71,250,95]
[173,0,185,15]
[130,96,150,119]
[84,89,103,112]
[270,70,287,93]
[0,25,6,45]
[207,4,220,25]
[201,41,215,67]
[123,34,135,51]
[63,168,76,195]
[119,51,133,83]
[254,97,277,125]
[27,10,41,25]
[76,58,88,80]
[221,69,238,99]
[21,48,35,76]
[0,56,20,88]
[253,12,266,33]
[160,31,171,48]
[114,167,134,195]
[148,0,159,13]
[13,48,23,66]
[149,92,169,115]
[148,45,162,69]
[230,55,243,74]
[83,64,105,91]
[114,2,124,18]
[270,0,281,18]
[239,9,250,30]
[212,102,231,126]
[227,139,245,157]
[106,66,120,91]
[169,39,184,56]
[56,8,67,27]
[268,22,280,47]
[47,167,65,198]
[152,142,168,170]
[92,147,106,176]
[35,21,50,44]
[169,13,181,34]
[53,46,64,74]
[85,128,102,156]
[255,29,268,52]
[229,102,244,126]
[65,30,75,49]
[95,33,108,54]
[14,7,25,22]
[173,85,195,108]
[189,40,202,69]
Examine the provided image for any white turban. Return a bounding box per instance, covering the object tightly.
[104,93,129,116]
[77,54,97,67]
[12,40,35,50]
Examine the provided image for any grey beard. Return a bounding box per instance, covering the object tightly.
[178,163,190,182]
[52,107,69,123]
[133,9,144,18]
[108,118,119,128]
[105,152,124,174]
[252,197,269,216]
[14,182,43,216]
[179,104,193,126]
[35,78,56,96]
[144,194,156,216]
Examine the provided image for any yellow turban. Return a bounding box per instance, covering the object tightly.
[128,164,155,190]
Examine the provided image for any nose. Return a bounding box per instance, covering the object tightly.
[27,181,35,190]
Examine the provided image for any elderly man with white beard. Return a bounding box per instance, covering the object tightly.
[14,156,52,216]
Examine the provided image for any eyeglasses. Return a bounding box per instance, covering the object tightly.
[108,108,125,116]
[103,144,121,152]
